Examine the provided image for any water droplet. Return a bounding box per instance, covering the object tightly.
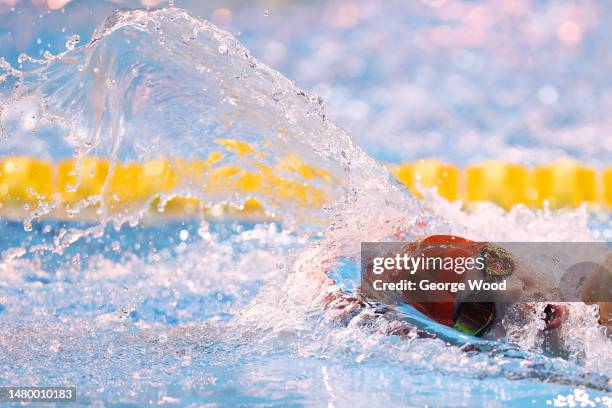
[197,226,209,238]
[218,44,228,54]
[264,9,270,16]
[66,34,80,51]
[179,229,189,241]
[112,241,120,252]
[36,37,42,45]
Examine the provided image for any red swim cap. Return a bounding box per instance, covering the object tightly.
[406,235,485,328]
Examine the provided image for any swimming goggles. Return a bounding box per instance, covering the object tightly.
[452,244,514,336]
[453,301,495,337]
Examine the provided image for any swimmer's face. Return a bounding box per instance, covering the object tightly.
[459,253,551,334]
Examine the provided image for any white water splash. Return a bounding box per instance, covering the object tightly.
[1,7,413,233]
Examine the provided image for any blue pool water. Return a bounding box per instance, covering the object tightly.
[0,217,610,406]
[0,4,611,407]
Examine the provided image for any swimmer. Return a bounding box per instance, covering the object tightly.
[323,235,611,342]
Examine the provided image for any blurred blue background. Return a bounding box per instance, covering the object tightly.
[1,0,611,166]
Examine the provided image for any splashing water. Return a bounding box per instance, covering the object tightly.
[0,7,610,406]
[1,7,409,228]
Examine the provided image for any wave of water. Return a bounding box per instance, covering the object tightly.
[0,7,610,406]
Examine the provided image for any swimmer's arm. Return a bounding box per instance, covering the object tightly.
[321,278,429,338]
[495,254,569,333]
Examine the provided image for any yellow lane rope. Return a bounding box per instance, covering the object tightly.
[0,152,332,221]
[389,160,610,210]
[0,156,610,222]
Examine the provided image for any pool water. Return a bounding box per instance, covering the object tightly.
[0,218,610,406]
[0,6,610,407]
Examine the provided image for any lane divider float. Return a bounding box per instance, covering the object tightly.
[0,154,610,222]
[390,159,608,210]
